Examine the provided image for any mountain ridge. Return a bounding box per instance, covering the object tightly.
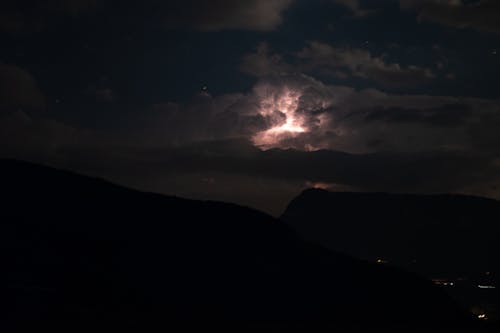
[0,159,485,331]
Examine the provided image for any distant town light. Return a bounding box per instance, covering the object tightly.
[432,279,455,287]
[478,285,496,289]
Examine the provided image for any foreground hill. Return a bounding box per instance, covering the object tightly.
[0,160,481,331]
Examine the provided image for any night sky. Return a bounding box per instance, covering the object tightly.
[1,0,500,215]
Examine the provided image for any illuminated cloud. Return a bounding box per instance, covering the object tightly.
[297,41,435,87]
[252,87,307,149]
[241,41,436,87]
[249,75,338,150]
[235,74,498,154]
[124,73,499,154]
[2,71,500,212]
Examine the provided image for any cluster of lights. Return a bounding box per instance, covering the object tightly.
[477,285,496,289]
[376,259,388,264]
[432,279,455,287]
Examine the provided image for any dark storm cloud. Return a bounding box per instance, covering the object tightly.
[161,73,497,154]
[0,0,498,217]
[240,43,292,77]
[241,41,436,87]
[0,0,295,34]
[330,0,374,17]
[329,88,500,154]
[400,0,500,34]
[138,93,267,146]
[3,72,499,158]
[83,85,116,103]
[47,0,99,15]
[171,143,494,195]
[1,71,500,212]
[0,110,93,163]
[0,64,45,112]
[297,41,436,87]
[0,0,98,34]
[7,135,499,215]
[361,103,472,127]
[161,0,295,31]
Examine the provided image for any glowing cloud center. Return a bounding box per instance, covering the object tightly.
[252,88,307,149]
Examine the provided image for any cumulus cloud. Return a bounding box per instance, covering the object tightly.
[79,72,498,157]
[400,0,500,34]
[241,41,435,87]
[240,43,292,77]
[252,75,498,154]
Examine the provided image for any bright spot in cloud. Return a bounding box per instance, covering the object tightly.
[305,181,335,190]
[252,87,308,149]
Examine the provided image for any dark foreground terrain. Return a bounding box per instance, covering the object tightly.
[0,159,494,332]
[283,189,500,324]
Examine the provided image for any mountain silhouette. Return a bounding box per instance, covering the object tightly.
[0,160,486,332]
[282,189,500,323]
